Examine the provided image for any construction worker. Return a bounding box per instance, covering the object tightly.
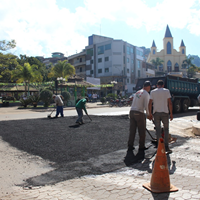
[52,94,64,117]
[148,80,173,154]
[127,81,151,151]
[75,97,89,124]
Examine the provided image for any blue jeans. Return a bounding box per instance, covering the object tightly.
[153,112,169,148]
[76,107,83,123]
[56,106,64,117]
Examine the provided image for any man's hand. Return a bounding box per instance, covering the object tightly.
[147,114,153,121]
[170,113,173,121]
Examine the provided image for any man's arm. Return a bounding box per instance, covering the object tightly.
[148,99,153,120]
[168,98,173,121]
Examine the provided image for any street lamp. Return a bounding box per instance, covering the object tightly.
[111,81,117,95]
[57,77,66,95]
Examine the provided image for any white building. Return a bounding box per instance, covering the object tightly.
[85,34,144,94]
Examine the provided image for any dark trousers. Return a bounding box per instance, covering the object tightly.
[56,106,63,117]
[76,107,83,123]
[128,110,146,149]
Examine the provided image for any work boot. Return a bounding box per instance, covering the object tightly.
[165,147,172,154]
[127,146,135,151]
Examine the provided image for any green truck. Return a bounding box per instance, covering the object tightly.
[135,75,200,113]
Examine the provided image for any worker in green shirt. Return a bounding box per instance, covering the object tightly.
[75,97,89,124]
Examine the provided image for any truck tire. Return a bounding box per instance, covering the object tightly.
[181,99,189,112]
[173,99,181,113]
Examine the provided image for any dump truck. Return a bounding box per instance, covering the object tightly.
[135,75,200,113]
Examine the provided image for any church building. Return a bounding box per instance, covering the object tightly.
[147,25,186,76]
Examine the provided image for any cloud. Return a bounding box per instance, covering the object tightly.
[0,0,199,58]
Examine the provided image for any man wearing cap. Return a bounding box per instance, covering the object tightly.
[127,81,151,151]
[148,80,173,154]
[52,94,64,117]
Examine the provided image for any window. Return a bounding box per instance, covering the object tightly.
[87,48,93,56]
[136,50,143,56]
[105,43,111,50]
[175,63,179,72]
[124,56,125,64]
[98,58,102,63]
[127,68,129,73]
[90,70,93,74]
[127,58,129,63]
[182,49,185,54]
[153,49,155,54]
[123,45,125,53]
[80,67,82,72]
[98,69,102,73]
[159,64,163,71]
[90,60,93,64]
[127,78,129,83]
[137,60,141,68]
[138,70,140,77]
[127,46,130,55]
[105,68,109,73]
[98,45,104,54]
[167,42,171,54]
[131,59,134,64]
[105,57,109,61]
[131,47,134,54]
[80,58,82,62]
[167,60,172,72]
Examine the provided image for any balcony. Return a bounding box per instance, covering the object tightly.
[73,60,86,67]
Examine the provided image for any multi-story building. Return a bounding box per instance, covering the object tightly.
[36,52,68,69]
[68,50,86,79]
[147,25,187,77]
[83,34,146,94]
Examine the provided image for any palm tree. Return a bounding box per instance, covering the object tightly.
[182,56,198,78]
[150,57,164,70]
[48,60,75,79]
[182,56,195,69]
[12,63,43,95]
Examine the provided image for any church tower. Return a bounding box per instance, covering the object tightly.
[179,40,186,55]
[163,25,174,72]
[151,40,157,56]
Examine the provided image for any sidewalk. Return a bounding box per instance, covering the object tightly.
[1,137,200,199]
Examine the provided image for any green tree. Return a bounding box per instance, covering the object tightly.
[17,54,49,82]
[182,56,198,78]
[0,53,19,82]
[11,63,43,95]
[150,57,164,69]
[182,56,195,69]
[40,89,53,107]
[48,60,75,80]
[0,40,16,51]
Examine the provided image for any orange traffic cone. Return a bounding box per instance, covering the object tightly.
[143,138,178,193]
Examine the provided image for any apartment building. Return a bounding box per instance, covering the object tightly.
[84,34,147,94]
[68,50,86,79]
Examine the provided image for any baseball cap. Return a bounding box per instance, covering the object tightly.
[143,81,151,87]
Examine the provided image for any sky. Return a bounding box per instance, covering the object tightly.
[0,0,200,58]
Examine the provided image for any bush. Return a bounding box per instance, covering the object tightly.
[62,91,71,106]
[106,93,117,100]
[20,97,32,107]
[100,97,106,104]
[40,89,53,107]
[29,94,40,107]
